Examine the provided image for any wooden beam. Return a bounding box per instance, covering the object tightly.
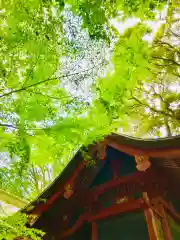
[59,198,146,239]
[59,213,88,239]
[48,162,85,204]
[107,140,180,159]
[88,170,152,196]
[156,197,180,222]
[88,199,144,222]
[31,162,85,214]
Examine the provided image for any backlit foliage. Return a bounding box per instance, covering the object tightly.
[2,0,179,237]
[0,213,45,240]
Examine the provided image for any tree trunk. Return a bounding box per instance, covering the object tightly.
[164,117,172,137]
[0,189,28,208]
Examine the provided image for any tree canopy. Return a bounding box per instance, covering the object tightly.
[120,5,180,137]
[1,0,180,238]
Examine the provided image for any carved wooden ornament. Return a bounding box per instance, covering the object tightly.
[64,184,74,199]
[116,196,128,204]
[135,155,151,171]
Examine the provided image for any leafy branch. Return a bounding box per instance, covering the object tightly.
[129,94,175,119]
[152,56,180,67]
[0,66,96,99]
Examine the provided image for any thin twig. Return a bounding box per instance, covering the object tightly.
[0,66,96,99]
[129,94,174,119]
[0,123,17,129]
[27,90,71,101]
[152,56,180,66]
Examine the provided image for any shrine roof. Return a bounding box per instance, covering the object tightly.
[22,133,180,214]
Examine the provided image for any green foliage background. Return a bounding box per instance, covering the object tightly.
[0,213,45,240]
[1,0,180,238]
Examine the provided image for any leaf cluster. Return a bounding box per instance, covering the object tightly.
[0,212,45,240]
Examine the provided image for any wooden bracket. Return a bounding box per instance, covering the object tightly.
[135,155,151,171]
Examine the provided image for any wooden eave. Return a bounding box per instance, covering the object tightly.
[22,134,180,215]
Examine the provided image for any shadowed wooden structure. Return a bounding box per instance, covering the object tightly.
[23,134,180,240]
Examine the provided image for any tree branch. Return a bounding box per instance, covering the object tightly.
[27,90,71,101]
[0,123,17,129]
[153,41,180,55]
[29,165,41,195]
[172,72,180,78]
[0,123,48,131]
[152,56,180,66]
[154,41,177,50]
[149,85,174,115]
[129,94,174,119]
[164,116,172,137]
[0,66,96,99]
[170,29,180,39]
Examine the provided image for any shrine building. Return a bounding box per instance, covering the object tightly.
[23,134,180,240]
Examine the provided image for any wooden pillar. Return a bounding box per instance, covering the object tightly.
[143,193,172,240]
[144,208,158,240]
[159,203,172,240]
[143,193,157,240]
[92,222,98,240]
